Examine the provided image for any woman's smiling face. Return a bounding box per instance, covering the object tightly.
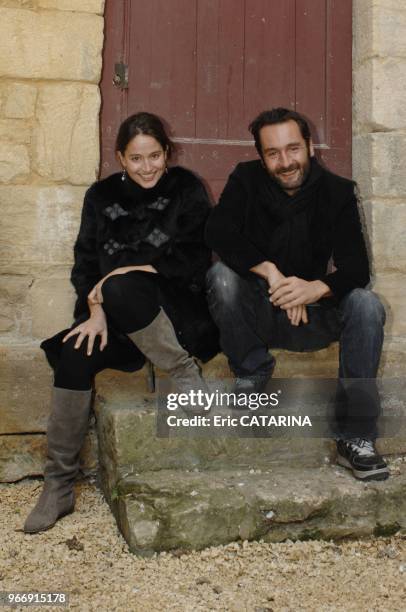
[118,133,167,188]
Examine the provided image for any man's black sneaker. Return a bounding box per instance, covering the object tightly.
[336,438,389,481]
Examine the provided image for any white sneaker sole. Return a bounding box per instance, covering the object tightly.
[337,455,389,481]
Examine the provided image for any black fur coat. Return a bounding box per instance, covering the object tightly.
[41,167,219,372]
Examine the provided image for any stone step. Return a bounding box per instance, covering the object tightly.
[97,395,406,492]
[2,339,406,482]
[2,339,406,434]
[105,462,406,556]
[97,392,406,554]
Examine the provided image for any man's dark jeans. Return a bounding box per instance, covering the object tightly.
[206,262,386,440]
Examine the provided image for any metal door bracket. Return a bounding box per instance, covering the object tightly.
[113,62,129,89]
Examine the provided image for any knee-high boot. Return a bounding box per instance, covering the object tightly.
[127,308,206,393]
[24,386,92,534]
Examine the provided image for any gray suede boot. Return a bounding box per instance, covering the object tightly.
[128,309,208,397]
[24,387,92,534]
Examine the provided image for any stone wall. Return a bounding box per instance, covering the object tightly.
[353,0,406,374]
[0,0,104,480]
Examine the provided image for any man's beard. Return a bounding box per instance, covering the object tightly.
[269,158,311,192]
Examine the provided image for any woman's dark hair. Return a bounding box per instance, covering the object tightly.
[115,112,174,158]
[249,108,312,157]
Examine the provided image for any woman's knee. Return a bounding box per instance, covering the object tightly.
[54,336,96,390]
[101,273,128,308]
[102,272,158,312]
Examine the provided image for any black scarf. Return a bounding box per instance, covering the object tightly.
[253,157,325,278]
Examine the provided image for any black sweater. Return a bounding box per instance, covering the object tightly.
[71,166,212,318]
[205,159,370,300]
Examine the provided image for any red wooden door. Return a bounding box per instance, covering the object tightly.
[101,0,352,201]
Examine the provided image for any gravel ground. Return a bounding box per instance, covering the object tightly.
[1,479,406,612]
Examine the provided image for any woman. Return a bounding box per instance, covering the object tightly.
[24,112,218,534]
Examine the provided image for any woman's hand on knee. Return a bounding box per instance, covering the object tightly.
[62,308,108,356]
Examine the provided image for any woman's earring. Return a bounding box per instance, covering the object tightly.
[165,165,169,174]
[121,169,126,182]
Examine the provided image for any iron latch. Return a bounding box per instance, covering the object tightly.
[113,62,129,89]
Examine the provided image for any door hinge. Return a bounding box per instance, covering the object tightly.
[113,62,129,89]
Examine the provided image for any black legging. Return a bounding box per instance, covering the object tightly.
[54,271,161,391]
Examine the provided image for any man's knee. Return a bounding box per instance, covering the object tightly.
[343,288,386,326]
[206,261,243,305]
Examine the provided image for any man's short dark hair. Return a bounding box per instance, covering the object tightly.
[249,108,312,157]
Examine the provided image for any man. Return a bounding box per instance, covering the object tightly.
[205,108,388,481]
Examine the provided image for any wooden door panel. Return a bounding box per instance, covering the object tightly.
[296,0,327,143]
[128,0,197,136]
[243,0,296,123]
[101,0,352,198]
[196,0,246,141]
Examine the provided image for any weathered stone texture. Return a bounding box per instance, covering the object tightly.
[352,134,373,198]
[365,201,406,273]
[31,277,75,339]
[0,119,31,144]
[0,430,98,482]
[354,58,406,132]
[0,9,103,81]
[0,143,30,183]
[3,82,37,119]
[0,276,32,335]
[33,83,100,184]
[0,185,85,266]
[354,2,406,63]
[353,132,406,199]
[109,465,406,554]
[370,133,406,198]
[374,274,406,338]
[0,344,53,435]
[37,0,105,13]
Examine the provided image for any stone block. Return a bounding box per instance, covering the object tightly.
[0,185,85,266]
[3,82,37,119]
[354,2,406,63]
[97,392,406,498]
[365,201,406,273]
[374,274,406,338]
[37,0,105,13]
[352,135,373,199]
[110,464,406,554]
[0,1,34,6]
[0,430,98,483]
[0,9,103,82]
[372,4,406,59]
[33,83,100,184]
[371,133,406,198]
[0,344,52,434]
[380,337,406,376]
[352,62,373,136]
[353,133,406,199]
[353,0,373,65]
[354,58,406,131]
[0,119,31,146]
[0,275,32,335]
[0,142,29,183]
[0,434,46,482]
[30,277,75,339]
